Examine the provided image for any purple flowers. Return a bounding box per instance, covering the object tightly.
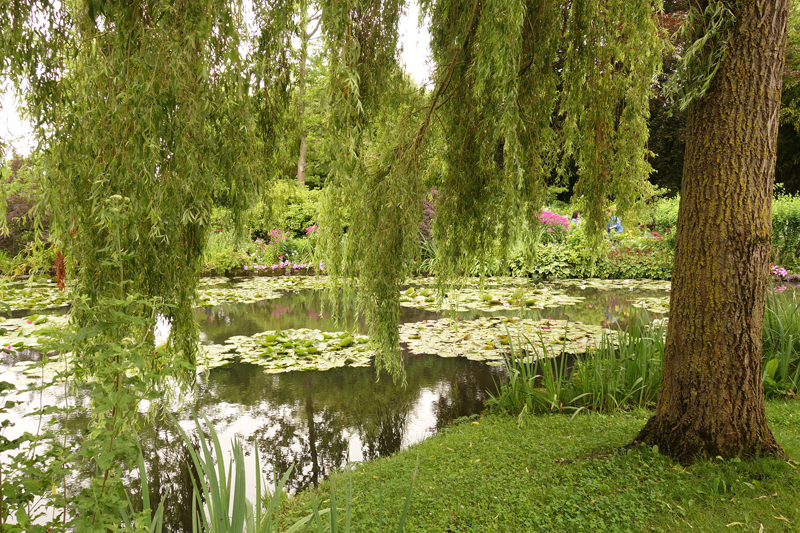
[244,260,323,273]
[770,264,789,279]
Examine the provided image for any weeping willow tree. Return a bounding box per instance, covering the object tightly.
[319,0,790,462]
[2,0,265,368]
[1,1,269,526]
[0,4,787,516]
[318,0,663,379]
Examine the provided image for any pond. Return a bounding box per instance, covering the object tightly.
[0,275,672,531]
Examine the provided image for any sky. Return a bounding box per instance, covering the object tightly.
[0,3,432,158]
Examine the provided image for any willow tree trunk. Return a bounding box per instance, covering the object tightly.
[634,0,789,462]
[297,44,308,186]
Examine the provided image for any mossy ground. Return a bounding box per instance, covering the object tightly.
[279,400,800,532]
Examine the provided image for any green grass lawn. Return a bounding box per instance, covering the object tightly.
[279,400,800,532]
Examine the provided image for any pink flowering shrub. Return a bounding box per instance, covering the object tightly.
[537,211,570,227]
[770,264,789,279]
[537,211,570,243]
[268,228,288,245]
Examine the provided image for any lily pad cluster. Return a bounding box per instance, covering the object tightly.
[399,316,611,362]
[4,353,73,385]
[398,285,584,313]
[0,314,69,352]
[198,276,330,306]
[553,279,671,292]
[195,343,236,372]
[629,296,670,314]
[223,328,373,373]
[0,281,71,311]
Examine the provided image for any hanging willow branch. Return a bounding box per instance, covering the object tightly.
[318,0,665,382]
[664,0,738,111]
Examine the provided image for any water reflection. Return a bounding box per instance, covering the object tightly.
[175,352,502,494]
[1,280,677,532]
[196,289,439,343]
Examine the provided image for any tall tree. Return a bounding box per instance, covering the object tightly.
[319,0,791,461]
[634,0,790,460]
[297,0,322,185]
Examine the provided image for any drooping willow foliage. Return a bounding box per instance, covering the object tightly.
[319,0,664,380]
[1,0,266,376]
[2,0,664,387]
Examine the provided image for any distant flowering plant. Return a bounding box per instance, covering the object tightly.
[245,260,315,273]
[770,264,789,279]
[537,211,570,227]
[268,228,288,245]
[536,210,570,243]
[305,224,318,236]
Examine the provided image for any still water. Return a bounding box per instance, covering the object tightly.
[1,279,670,531]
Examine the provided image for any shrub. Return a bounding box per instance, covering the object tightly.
[249,182,321,240]
[419,188,437,244]
[649,194,680,232]
[1,154,50,261]
[771,193,800,270]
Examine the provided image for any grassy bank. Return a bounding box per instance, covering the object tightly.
[279,401,800,532]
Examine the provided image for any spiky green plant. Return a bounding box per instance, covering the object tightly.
[171,414,416,533]
[487,313,666,416]
[763,291,800,398]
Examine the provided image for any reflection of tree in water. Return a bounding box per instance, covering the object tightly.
[431,360,502,431]
[197,290,366,344]
[129,413,203,533]
[44,396,203,533]
[248,373,349,493]
[357,398,410,461]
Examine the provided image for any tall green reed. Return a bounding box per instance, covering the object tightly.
[487,313,666,416]
[171,414,416,533]
[763,291,800,398]
[569,315,664,413]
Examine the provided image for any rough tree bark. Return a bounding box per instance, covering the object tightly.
[634,0,790,461]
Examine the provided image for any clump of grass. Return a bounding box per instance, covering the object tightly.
[487,312,665,416]
[763,291,800,398]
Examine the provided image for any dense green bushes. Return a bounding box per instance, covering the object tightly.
[201,183,322,275]
[248,182,321,241]
[771,192,800,270]
[498,224,674,281]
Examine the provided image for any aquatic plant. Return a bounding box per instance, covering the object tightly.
[487,313,666,415]
[173,414,416,533]
[763,291,800,398]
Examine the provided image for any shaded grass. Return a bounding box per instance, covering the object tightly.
[279,401,800,532]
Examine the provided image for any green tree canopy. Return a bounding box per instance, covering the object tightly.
[318,0,663,379]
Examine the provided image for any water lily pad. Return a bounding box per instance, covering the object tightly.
[198,276,330,305]
[0,315,69,351]
[629,296,670,314]
[195,343,235,372]
[224,328,373,373]
[0,281,72,311]
[399,285,584,313]
[399,316,612,361]
[553,279,671,292]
